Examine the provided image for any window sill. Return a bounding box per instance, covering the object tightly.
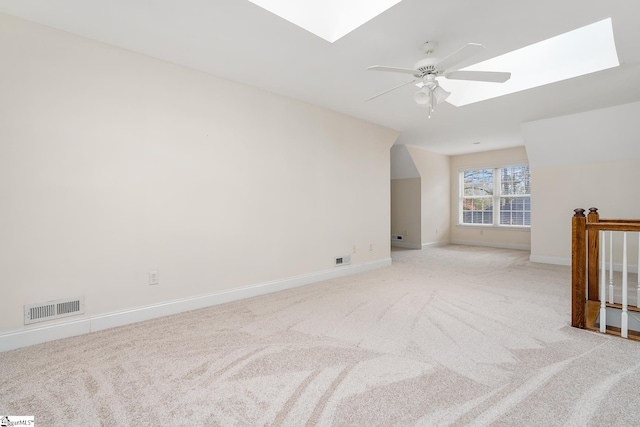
[456,224,531,232]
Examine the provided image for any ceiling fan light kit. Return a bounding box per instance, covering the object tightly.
[367,41,511,117]
[413,76,451,118]
[433,86,451,104]
[413,88,430,106]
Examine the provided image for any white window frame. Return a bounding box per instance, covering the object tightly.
[458,164,531,228]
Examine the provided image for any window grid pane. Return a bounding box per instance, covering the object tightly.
[460,166,531,227]
[463,169,493,197]
[500,166,530,195]
[462,197,493,224]
[499,195,531,226]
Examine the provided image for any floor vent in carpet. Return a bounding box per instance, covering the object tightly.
[24,296,85,325]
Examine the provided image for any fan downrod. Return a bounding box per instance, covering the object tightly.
[422,41,438,54]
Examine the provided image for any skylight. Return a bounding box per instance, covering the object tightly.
[439,18,620,106]
[248,0,403,43]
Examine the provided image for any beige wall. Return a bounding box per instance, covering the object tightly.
[390,145,419,179]
[450,147,531,250]
[531,159,640,266]
[405,146,450,246]
[0,14,399,335]
[390,178,421,247]
[523,102,640,266]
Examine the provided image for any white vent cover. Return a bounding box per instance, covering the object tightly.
[335,255,351,266]
[24,296,85,325]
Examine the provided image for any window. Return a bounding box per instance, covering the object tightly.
[460,165,530,227]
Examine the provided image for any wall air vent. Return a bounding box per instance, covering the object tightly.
[24,296,85,325]
[335,255,351,266]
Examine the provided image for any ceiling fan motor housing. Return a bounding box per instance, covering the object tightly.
[414,57,440,75]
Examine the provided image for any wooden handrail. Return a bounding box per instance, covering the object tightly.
[572,207,640,334]
[586,223,640,232]
[598,219,640,224]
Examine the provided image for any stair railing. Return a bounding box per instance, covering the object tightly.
[572,208,640,338]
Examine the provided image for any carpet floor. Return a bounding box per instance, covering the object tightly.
[2,245,640,426]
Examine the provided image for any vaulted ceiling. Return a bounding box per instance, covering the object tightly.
[1,0,639,155]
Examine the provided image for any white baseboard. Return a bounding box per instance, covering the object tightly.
[0,259,391,352]
[422,241,450,249]
[529,255,570,266]
[391,241,421,249]
[0,319,92,353]
[529,254,638,273]
[450,240,531,251]
[391,241,449,250]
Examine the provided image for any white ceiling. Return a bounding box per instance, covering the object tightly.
[1,0,639,155]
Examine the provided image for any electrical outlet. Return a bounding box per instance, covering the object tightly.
[149,270,159,285]
[353,245,357,253]
[369,244,373,251]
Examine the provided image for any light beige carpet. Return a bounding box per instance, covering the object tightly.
[2,245,640,426]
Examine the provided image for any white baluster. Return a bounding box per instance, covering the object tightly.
[600,230,607,333]
[609,230,614,304]
[622,232,628,339]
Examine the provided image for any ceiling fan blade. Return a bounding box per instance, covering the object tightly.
[445,70,511,83]
[367,65,421,77]
[435,43,485,72]
[365,79,417,101]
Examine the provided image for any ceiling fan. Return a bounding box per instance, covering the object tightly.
[366,41,511,117]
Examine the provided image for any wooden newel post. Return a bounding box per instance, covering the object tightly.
[572,208,587,328]
[587,207,600,302]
